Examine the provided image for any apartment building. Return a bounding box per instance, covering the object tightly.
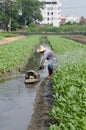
[39,0,62,27]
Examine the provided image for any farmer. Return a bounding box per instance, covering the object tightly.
[37,45,56,78]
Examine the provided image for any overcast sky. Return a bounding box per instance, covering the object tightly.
[62,0,86,18]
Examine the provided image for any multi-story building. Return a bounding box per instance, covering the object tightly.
[39,0,62,27]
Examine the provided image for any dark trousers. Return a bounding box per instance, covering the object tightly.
[48,64,53,75]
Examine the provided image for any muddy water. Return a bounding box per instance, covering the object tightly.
[0,72,48,130]
[0,75,39,130]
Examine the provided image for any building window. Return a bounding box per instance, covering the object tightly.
[47,12,49,15]
[51,12,53,15]
[52,2,57,4]
[44,2,57,4]
[47,18,49,20]
[46,2,51,4]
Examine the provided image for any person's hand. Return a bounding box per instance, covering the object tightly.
[39,64,44,70]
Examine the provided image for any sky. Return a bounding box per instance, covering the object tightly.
[62,0,86,18]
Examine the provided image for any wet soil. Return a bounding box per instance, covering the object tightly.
[28,79,55,130]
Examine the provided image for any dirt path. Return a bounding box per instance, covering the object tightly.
[28,79,55,130]
[0,35,27,45]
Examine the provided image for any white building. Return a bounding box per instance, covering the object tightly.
[39,0,62,27]
[66,16,80,23]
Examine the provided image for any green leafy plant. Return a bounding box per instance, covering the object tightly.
[0,35,40,74]
[47,35,86,130]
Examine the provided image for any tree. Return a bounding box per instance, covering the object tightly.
[0,0,43,31]
[20,0,43,26]
[79,16,86,25]
[0,0,20,31]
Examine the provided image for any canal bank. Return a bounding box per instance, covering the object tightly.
[0,37,55,130]
[28,79,54,130]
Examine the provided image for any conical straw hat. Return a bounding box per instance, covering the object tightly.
[37,45,46,52]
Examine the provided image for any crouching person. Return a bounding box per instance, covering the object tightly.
[37,45,57,78]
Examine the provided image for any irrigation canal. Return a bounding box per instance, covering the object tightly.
[0,39,50,130]
[0,76,38,130]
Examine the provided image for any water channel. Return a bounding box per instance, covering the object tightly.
[0,39,49,130]
[0,76,38,130]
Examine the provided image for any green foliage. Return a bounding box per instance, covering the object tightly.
[27,24,86,33]
[58,24,86,32]
[21,0,43,25]
[47,35,84,54]
[47,35,86,130]
[49,124,60,130]
[11,19,18,31]
[28,24,58,33]
[0,0,20,31]
[38,26,58,33]
[29,23,36,32]
[0,0,43,30]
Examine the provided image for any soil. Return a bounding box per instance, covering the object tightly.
[28,79,55,130]
[0,35,86,130]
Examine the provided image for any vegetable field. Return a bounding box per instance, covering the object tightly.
[0,34,86,129]
[0,35,40,73]
[47,36,86,130]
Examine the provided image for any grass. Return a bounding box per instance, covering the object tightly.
[0,32,19,37]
